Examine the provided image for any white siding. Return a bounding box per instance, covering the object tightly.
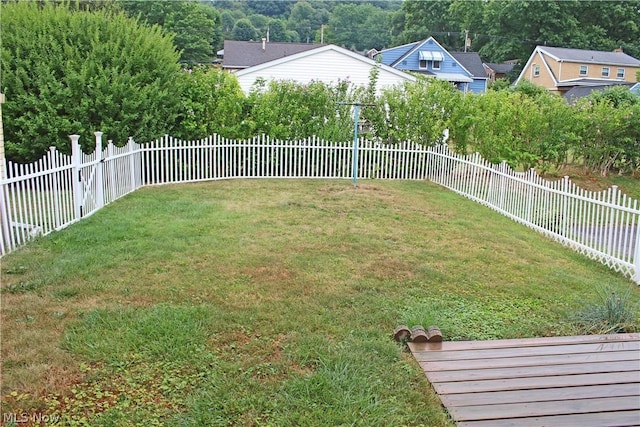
[236,48,413,94]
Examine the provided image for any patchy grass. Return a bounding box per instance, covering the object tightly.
[1,179,639,426]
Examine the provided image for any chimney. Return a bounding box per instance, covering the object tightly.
[262,38,266,51]
[614,47,624,53]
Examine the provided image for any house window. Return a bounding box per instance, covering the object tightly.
[579,65,588,76]
[419,59,427,69]
[617,68,625,79]
[533,65,540,77]
[602,67,610,77]
[432,60,441,70]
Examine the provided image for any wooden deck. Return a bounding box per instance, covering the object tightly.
[408,333,640,427]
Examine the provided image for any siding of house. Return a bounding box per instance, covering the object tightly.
[524,51,558,91]
[466,79,487,93]
[235,48,414,95]
[379,38,487,94]
[518,47,640,92]
[377,44,415,66]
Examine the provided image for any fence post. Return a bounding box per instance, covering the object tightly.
[70,135,83,219]
[50,146,62,229]
[128,137,137,192]
[633,220,640,284]
[94,131,105,210]
[107,141,114,200]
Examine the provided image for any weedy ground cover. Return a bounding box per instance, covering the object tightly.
[1,179,638,426]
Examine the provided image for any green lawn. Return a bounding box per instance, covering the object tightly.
[1,179,638,426]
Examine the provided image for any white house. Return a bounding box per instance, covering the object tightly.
[234,44,416,95]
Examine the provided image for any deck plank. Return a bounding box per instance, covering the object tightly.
[432,371,640,394]
[449,396,640,421]
[440,383,640,406]
[457,411,640,427]
[424,360,638,383]
[408,334,640,426]
[411,341,639,361]
[421,349,639,371]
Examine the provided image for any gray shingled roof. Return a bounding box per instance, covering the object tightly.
[223,40,324,69]
[485,62,515,74]
[450,52,487,78]
[539,46,640,66]
[563,82,634,104]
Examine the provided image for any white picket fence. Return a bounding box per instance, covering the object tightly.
[2,133,640,283]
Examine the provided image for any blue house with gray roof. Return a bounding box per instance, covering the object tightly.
[376,37,488,93]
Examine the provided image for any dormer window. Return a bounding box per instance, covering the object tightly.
[418,51,444,70]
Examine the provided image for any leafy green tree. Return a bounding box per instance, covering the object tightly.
[324,4,391,51]
[287,1,328,44]
[268,19,287,42]
[1,1,182,162]
[176,67,248,140]
[400,0,640,64]
[395,0,459,48]
[245,0,294,18]
[232,18,258,40]
[120,0,222,64]
[248,13,269,37]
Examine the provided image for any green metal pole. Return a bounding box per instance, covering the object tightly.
[352,104,360,187]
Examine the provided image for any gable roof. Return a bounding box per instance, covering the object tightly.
[234,44,416,94]
[514,45,640,86]
[484,62,515,74]
[223,40,324,69]
[537,46,640,66]
[563,82,634,104]
[450,52,487,78]
[382,37,448,67]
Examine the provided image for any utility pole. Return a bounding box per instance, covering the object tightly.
[464,29,469,52]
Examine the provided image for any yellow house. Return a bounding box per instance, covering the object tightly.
[514,46,640,95]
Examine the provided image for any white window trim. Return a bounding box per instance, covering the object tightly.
[579,65,588,76]
[419,59,427,70]
[533,65,540,77]
[617,68,625,79]
[602,66,610,78]
[432,60,441,70]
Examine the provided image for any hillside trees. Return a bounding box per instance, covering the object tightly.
[119,0,222,64]
[1,1,182,162]
[397,0,640,66]
[324,3,391,51]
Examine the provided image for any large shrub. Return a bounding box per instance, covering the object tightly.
[1,1,182,162]
[573,86,640,176]
[369,78,462,146]
[450,83,578,172]
[175,67,248,140]
[247,79,356,142]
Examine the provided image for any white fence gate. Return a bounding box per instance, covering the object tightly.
[2,133,640,284]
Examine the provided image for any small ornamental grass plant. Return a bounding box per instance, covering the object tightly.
[574,285,640,334]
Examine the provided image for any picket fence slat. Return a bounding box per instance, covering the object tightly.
[2,133,640,283]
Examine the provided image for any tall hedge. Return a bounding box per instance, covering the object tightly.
[1,1,182,162]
